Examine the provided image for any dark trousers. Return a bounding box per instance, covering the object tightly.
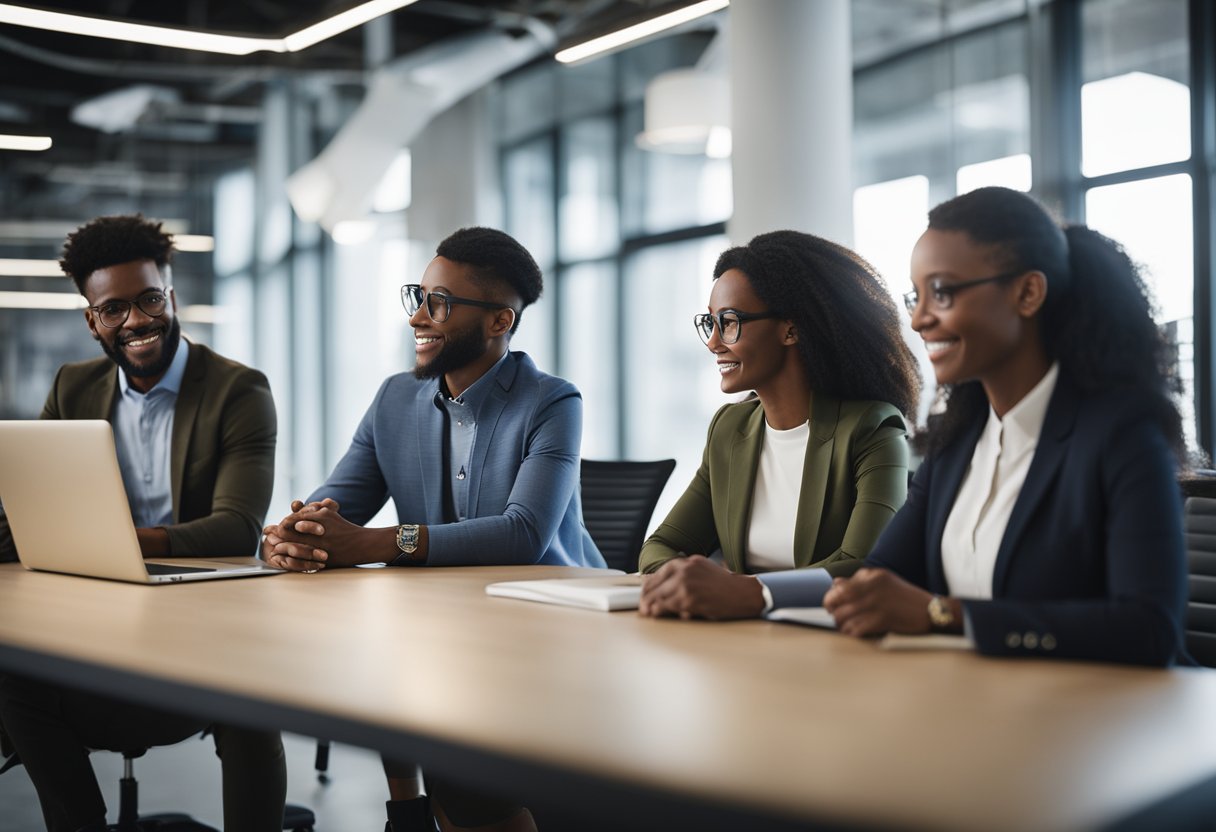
[0,674,286,832]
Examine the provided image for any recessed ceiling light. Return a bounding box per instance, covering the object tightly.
[0,258,62,277]
[0,290,85,310]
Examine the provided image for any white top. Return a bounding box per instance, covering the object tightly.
[941,363,1059,599]
[747,419,810,573]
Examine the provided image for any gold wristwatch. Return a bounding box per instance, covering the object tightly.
[927,595,955,630]
[396,524,421,558]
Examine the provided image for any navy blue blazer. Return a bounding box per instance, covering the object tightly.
[865,374,1188,666]
[308,352,605,568]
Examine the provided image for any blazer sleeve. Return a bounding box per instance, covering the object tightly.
[814,410,909,569]
[962,412,1186,667]
[637,407,727,574]
[306,380,393,525]
[423,390,585,566]
[165,369,277,557]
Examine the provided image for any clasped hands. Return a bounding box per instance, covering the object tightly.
[262,498,379,572]
[638,555,766,620]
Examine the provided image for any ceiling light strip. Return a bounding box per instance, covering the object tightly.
[0,5,281,55]
[0,291,85,310]
[285,0,420,52]
[0,258,62,277]
[555,0,729,64]
[0,0,420,56]
[0,133,52,151]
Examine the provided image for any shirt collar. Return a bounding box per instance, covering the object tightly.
[118,337,190,397]
[431,351,510,413]
[987,361,1059,450]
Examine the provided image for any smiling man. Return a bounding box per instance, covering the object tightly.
[0,215,286,832]
[262,226,604,832]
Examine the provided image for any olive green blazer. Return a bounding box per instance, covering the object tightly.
[34,341,276,557]
[638,393,908,575]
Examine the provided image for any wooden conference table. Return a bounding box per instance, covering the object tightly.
[0,561,1214,832]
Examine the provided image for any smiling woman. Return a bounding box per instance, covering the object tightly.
[813,186,1192,667]
[636,229,920,621]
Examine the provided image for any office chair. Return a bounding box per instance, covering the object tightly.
[112,747,316,832]
[1184,496,1216,668]
[580,458,677,573]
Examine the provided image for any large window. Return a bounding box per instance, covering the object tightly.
[499,33,728,506]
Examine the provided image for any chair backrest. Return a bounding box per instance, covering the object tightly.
[1184,496,1216,667]
[580,458,676,573]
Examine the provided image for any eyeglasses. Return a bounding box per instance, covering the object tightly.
[88,289,171,328]
[903,271,1023,314]
[693,309,779,345]
[400,284,511,323]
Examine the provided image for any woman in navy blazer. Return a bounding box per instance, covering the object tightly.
[817,187,1189,666]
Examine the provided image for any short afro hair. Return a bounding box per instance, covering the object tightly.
[60,214,175,294]
[435,227,543,333]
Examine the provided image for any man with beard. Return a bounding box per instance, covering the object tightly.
[0,215,287,832]
[262,226,605,832]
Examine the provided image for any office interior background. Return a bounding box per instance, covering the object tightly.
[0,0,1207,529]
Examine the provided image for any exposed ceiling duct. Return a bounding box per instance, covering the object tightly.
[286,21,555,236]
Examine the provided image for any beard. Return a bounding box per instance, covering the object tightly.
[101,315,182,381]
[413,323,488,381]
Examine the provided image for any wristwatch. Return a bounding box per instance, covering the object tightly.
[396,524,421,559]
[927,595,955,630]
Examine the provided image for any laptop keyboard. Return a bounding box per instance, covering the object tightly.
[145,563,218,575]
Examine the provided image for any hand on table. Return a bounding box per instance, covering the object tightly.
[822,567,937,637]
[638,555,765,620]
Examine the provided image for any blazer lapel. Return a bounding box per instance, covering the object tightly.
[413,382,446,522]
[792,393,838,567]
[723,406,765,573]
[84,370,119,421]
[170,344,207,523]
[926,417,985,594]
[465,357,517,516]
[991,378,1078,595]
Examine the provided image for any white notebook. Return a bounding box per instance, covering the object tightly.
[765,606,837,629]
[486,573,640,611]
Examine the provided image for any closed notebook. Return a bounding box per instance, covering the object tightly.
[765,607,837,629]
[486,573,639,611]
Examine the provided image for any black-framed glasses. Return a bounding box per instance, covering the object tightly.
[400,284,510,323]
[88,289,171,328]
[903,271,1023,314]
[693,309,779,345]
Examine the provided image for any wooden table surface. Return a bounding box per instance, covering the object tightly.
[1,561,1214,832]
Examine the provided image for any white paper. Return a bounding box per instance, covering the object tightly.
[486,573,639,612]
[765,606,837,629]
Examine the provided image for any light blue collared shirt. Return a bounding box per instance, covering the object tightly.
[112,340,190,528]
[433,352,509,522]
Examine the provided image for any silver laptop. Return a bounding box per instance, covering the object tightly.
[0,420,283,584]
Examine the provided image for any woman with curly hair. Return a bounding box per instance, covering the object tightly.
[638,229,921,620]
[817,186,1190,666]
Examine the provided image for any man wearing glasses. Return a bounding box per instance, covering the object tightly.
[262,226,604,832]
[0,214,286,832]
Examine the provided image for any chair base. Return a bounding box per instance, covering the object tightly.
[109,813,218,832]
[284,803,316,832]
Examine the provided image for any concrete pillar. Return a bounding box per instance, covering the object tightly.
[728,0,853,245]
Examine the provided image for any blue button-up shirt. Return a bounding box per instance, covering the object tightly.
[112,340,189,528]
[433,352,509,522]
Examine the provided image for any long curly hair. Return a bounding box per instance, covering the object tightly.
[921,187,1184,459]
[713,230,921,418]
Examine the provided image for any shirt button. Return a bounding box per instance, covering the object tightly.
[1023,632,1039,650]
[1041,634,1057,651]
[1005,632,1022,649]
[457,471,466,480]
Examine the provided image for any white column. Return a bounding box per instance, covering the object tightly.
[728,0,853,246]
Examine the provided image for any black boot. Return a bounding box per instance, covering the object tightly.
[385,796,432,832]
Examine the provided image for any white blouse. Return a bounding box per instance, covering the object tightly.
[941,364,1059,599]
